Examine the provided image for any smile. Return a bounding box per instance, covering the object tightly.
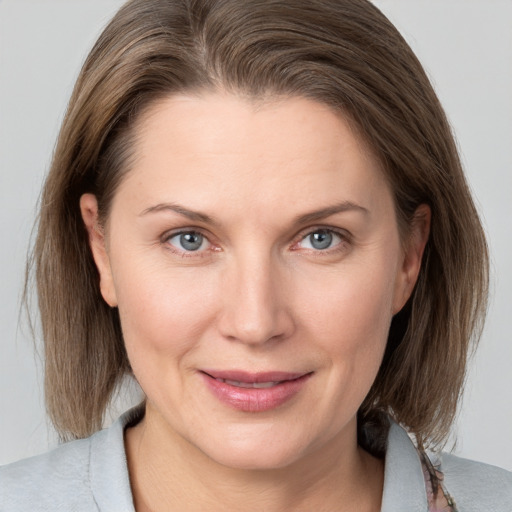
[200,370,313,412]
[216,379,282,388]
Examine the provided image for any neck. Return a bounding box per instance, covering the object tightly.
[125,406,384,512]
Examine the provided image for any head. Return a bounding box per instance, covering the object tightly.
[33,0,488,452]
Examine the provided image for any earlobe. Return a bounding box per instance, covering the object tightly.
[80,194,118,307]
[393,204,431,314]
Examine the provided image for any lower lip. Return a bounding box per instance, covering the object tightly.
[200,372,312,413]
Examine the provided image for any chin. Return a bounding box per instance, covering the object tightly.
[195,426,311,471]
[206,445,303,471]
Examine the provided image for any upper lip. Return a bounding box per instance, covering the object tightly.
[200,370,310,383]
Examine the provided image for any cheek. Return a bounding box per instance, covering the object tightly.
[307,274,394,424]
[299,261,397,351]
[294,254,398,404]
[112,259,220,371]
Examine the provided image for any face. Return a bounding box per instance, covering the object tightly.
[82,93,427,470]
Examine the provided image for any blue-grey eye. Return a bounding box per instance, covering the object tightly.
[169,232,207,252]
[300,229,341,250]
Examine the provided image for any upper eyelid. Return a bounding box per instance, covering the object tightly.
[294,225,351,242]
[162,231,215,258]
[159,225,351,249]
[161,227,211,241]
[289,227,352,255]
[161,228,214,252]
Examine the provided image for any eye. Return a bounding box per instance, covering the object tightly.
[298,229,343,251]
[167,231,210,252]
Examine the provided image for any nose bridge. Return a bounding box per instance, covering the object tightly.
[219,247,292,345]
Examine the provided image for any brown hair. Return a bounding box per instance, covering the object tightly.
[30,0,488,450]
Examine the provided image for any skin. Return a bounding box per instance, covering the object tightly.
[81,93,430,512]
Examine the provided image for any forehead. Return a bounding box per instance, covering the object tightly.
[113,92,392,224]
[135,92,372,162]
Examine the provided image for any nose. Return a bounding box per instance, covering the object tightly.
[218,252,295,346]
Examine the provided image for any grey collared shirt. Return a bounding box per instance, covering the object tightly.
[1,408,511,511]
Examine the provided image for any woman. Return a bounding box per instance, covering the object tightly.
[1,0,510,510]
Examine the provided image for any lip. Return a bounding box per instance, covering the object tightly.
[200,369,313,413]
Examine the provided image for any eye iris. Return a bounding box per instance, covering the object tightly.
[180,232,203,251]
[310,230,333,250]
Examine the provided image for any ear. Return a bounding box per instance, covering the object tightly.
[80,193,118,307]
[392,204,431,314]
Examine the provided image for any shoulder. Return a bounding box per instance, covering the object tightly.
[0,436,98,511]
[440,452,512,511]
[0,406,142,512]
[382,421,512,512]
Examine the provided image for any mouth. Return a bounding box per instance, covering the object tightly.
[199,369,313,412]
[214,380,281,389]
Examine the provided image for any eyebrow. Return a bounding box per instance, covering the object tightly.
[139,200,369,226]
[139,203,218,225]
[293,201,369,225]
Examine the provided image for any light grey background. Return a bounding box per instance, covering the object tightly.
[1,0,511,470]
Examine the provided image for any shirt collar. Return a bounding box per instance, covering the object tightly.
[89,407,428,511]
[89,406,141,512]
[381,421,429,511]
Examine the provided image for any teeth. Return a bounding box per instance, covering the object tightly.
[249,381,279,389]
[217,378,279,389]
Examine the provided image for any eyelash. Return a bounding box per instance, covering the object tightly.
[292,227,350,255]
[161,226,351,257]
[162,229,216,258]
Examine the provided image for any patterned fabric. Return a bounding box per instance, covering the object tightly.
[420,451,458,512]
